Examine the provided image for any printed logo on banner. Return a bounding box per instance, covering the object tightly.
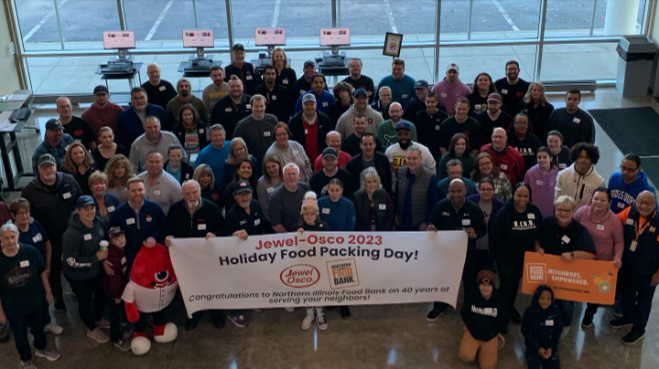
[280,264,321,288]
[326,258,360,289]
[526,263,547,283]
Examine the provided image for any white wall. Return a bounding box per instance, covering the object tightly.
[0,2,21,91]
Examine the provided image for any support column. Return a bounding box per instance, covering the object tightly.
[604,0,641,35]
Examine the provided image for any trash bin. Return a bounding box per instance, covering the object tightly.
[616,35,657,97]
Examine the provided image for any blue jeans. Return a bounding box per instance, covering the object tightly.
[554,299,575,327]
[7,307,47,362]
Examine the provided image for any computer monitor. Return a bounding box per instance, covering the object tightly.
[254,28,286,46]
[103,31,135,60]
[319,28,351,47]
[183,30,214,48]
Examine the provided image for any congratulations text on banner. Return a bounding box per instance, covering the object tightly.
[521,251,619,305]
[169,231,468,316]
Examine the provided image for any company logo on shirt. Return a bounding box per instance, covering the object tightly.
[513,220,536,230]
[6,266,32,289]
[471,305,498,317]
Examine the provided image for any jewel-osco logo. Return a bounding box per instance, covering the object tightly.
[280,264,321,288]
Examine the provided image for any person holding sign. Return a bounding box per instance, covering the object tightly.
[573,187,623,329]
[610,190,659,345]
[534,195,595,339]
[427,179,487,321]
[521,285,563,369]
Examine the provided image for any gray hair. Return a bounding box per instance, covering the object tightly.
[144,115,161,127]
[554,195,575,210]
[181,179,201,194]
[283,162,300,174]
[405,145,423,158]
[378,86,392,94]
[55,96,71,106]
[209,124,226,135]
[359,167,382,192]
[0,223,19,239]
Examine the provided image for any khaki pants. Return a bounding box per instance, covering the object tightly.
[458,327,498,369]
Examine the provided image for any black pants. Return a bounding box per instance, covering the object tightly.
[135,310,165,332]
[66,274,106,331]
[108,298,124,341]
[527,350,561,369]
[619,270,656,334]
[49,238,64,304]
[7,307,46,362]
[497,258,524,312]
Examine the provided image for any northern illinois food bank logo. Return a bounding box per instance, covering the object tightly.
[280,264,321,288]
[526,263,547,283]
[326,259,360,289]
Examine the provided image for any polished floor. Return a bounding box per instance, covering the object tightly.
[1,87,659,368]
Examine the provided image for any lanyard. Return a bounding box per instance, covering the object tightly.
[635,211,655,241]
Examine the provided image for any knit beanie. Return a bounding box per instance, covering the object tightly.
[300,192,319,214]
[477,269,496,287]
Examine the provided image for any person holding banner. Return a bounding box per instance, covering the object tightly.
[164,180,227,331]
[535,195,595,338]
[226,180,264,238]
[352,167,394,231]
[427,179,487,320]
[610,190,659,345]
[573,187,623,329]
[493,182,543,325]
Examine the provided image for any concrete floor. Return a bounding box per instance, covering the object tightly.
[1,87,659,368]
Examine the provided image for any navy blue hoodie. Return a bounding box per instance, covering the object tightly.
[521,285,563,353]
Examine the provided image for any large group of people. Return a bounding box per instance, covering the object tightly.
[0,52,657,369]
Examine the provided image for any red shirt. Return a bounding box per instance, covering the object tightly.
[480,144,526,185]
[303,121,320,161]
[314,151,353,172]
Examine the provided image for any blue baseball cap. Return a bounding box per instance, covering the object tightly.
[76,195,95,208]
[395,121,412,131]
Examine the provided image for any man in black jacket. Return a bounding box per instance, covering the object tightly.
[164,180,225,331]
[209,77,252,141]
[21,154,83,312]
[346,133,392,195]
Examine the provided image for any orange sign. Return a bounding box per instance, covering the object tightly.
[521,252,618,305]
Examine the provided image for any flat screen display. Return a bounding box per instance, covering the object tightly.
[254,28,286,46]
[102,31,136,49]
[183,30,214,48]
[319,28,350,46]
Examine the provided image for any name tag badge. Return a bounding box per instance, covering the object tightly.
[246,104,252,109]
[300,89,306,94]
[126,218,136,225]
[596,224,605,231]
[626,218,634,226]
[272,95,277,101]
[254,218,261,226]
[32,234,42,243]
[199,129,205,134]
[266,187,274,194]
[559,163,566,169]
[651,226,657,233]
[264,131,271,137]
[322,102,328,107]
[225,108,233,113]
[401,94,408,99]
[435,125,440,131]
[535,180,543,186]
[246,75,253,81]
[159,86,166,92]
[573,117,581,124]
[304,129,309,134]
[379,204,386,210]
[545,319,554,326]
[528,213,536,220]
[500,164,508,170]
[501,89,508,94]
[630,240,638,252]
[154,190,161,196]
[618,202,626,209]
[440,92,447,98]
[63,192,72,199]
[20,260,30,268]
[283,79,289,85]
[462,219,471,226]
[197,224,206,231]
[561,235,571,244]
[322,208,330,214]
[107,206,115,212]
[494,187,499,194]
[239,220,247,226]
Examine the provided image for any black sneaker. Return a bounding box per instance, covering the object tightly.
[213,317,226,330]
[581,311,594,329]
[509,307,522,324]
[340,306,351,319]
[609,318,633,329]
[185,318,200,331]
[426,305,447,322]
[54,301,66,313]
[622,330,645,345]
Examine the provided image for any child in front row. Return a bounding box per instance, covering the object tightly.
[459,269,508,369]
[103,226,131,351]
[521,285,563,369]
[298,192,329,331]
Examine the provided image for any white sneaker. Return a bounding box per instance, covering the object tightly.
[301,310,314,330]
[43,322,63,335]
[285,307,295,313]
[560,325,571,340]
[87,327,110,343]
[34,347,60,361]
[21,360,37,369]
[315,310,328,331]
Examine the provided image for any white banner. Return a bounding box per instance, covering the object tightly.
[170,231,467,316]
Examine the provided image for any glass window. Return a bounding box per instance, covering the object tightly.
[545,0,644,38]
[540,43,617,81]
[272,0,332,45]
[438,45,537,84]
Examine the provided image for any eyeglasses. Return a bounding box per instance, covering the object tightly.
[479,188,494,192]
[556,208,573,214]
[275,133,288,137]
[620,166,639,173]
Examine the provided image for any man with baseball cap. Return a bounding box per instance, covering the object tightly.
[476,92,512,145]
[431,63,470,116]
[32,119,74,174]
[22,153,83,313]
[377,102,418,148]
[163,179,225,330]
[224,43,261,95]
[335,88,384,138]
[288,93,332,162]
[310,147,357,198]
[82,85,124,137]
[404,80,445,123]
[225,180,264,238]
[494,60,530,116]
[291,60,318,110]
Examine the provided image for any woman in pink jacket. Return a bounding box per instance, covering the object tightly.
[573,186,623,329]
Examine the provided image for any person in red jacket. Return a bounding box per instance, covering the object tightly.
[103,226,131,351]
[480,127,525,186]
